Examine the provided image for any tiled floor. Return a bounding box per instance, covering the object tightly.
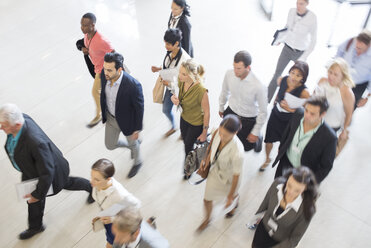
[0,0,370,247]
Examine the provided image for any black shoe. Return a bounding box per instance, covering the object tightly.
[19,226,45,240]
[254,136,263,153]
[183,174,190,180]
[127,163,142,178]
[87,192,95,204]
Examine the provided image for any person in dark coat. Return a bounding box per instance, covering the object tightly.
[168,0,194,57]
[0,103,93,240]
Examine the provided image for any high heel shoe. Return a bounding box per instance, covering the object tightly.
[259,159,271,172]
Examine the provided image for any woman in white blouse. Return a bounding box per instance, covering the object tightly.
[315,58,355,156]
[197,114,245,231]
[90,159,140,248]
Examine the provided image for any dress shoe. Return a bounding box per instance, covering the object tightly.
[86,192,95,204]
[127,163,142,178]
[164,128,177,138]
[254,136,263,153]
[87,116,102,128]
[19,225,45,240]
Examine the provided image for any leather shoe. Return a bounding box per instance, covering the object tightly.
[87,116,102,128]
[127,163,142,178]
[19,226,45,240]
[254,136,263,153]
[86,192,95,204]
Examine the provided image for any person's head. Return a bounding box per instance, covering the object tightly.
[327,58,354,88]
[288,61,309,85]
[304,96,328,126]
[171,0,190,17]
[81,13,96,34]
[90,159,115,190]
[103,52,124,81]
[296,0,309,15]
[280,166,318,221]
[219,114,241,144]
[355,29,371,56]
[164,28,182,51]
[179,59,205,84]
[0,103,24,136]
[112,207,142,245]
[233,51,252,79]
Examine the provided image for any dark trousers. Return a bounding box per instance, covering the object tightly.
[352,81,369,109]
[274,154,293,179]
[27,176,91,230]
[180,117,203,158]
[224,106,257,151]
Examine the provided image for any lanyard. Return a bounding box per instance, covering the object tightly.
[94,190,109,211]
[179,82,194,104]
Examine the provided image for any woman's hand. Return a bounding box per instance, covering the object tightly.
[171,95,179,106]
[197,130,207,143]
[339,129,348,141]
[162,80,170,87]
[151,66,161,72]
[225,195,234,208]
[279,100,295,112]
[100,216,112,225]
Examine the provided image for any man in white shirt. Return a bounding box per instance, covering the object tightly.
[267,0,317,102]
[219,51,268,152]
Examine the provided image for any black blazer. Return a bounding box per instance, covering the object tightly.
[4,114,70,199]
[101,71,144,136]
[168,13,194,57]
[272,108,337,183]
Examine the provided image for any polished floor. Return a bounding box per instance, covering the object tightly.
[0,0,370,247]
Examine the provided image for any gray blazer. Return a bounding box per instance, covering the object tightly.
[256,179,312,248]
[138,222,170,248]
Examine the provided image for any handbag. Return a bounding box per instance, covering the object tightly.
[152,76,165,103]
[197,130,218,179]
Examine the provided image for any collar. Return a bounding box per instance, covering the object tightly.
[126,230,141,248]
[300,117,322,134]
[296,10,308,17]
[108,71,124,87]
[8,125,23,140]
[171,12,183,19]
[276,184,303,212]
[96,178,116,197]
[163,48,183,68]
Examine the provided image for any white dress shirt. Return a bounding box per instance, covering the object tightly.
[284,8,317,61]
[169,12,183,28]
[219,70,268,136]
[105,71,124,116]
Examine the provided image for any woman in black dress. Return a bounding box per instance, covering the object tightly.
[168,0,194,57]
[260,61,310,171]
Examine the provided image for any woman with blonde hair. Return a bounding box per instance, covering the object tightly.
[315,57,355,156]
[171,59,210,179]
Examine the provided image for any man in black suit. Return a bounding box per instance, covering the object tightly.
[0,104,93,240]
[272,96,337,183]
[101,52,144,178]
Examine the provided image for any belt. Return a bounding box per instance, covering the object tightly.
[237,115,256,121]
[285,43,303,53]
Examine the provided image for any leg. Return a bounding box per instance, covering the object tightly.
[180,117,188,142]
[63,176,92,193]
[260,142,273,171]
[125,135,143,166]
[105,114,128,150]
[162,89,175,130]
[237,118,256,152]
[197,199,212,231]
[92,72,102,118]
[183,122,203,157]
[28,199,46,230]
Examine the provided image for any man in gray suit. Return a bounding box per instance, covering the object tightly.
[112,207,169,248]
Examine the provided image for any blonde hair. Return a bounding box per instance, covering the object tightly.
[328,58,355,88]
[181,59,205,83]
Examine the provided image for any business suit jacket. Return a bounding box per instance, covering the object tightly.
[256,179,311,248]
[101,71,144,136]
[4,114,70,200]
[168,13,194,57]
[138,222,170,248]
[272,108,337,183]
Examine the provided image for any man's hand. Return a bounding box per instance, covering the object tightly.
[82,47,89,55]
[25,194,39,204]
[151,66,161,72]
[131,131,140,140]
[219,111,224,118]
[247,133,258,143]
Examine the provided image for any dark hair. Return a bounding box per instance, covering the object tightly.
[280,167,318,221]
[356,30,371,46]
[164,28,183,46]
[82,13,96,24]
[220,114,241,133]
[289,61,309,84]
[173,0,190,16]
[92,158,115,179]
[234,50,252,67]
[104,52,124,70]
[305,96,329,114]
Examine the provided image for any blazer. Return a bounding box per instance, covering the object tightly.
[101,71,144,136]
[138,222,170,248]
[272,108,337,183]
[168,13,194,57]
[256,179,312,248]
[4,114,70,200]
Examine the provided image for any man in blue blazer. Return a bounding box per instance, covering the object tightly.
[272,96,337,184]
[0,103,93,240]
[100,52,144,178]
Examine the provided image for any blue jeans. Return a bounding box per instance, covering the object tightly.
[163,89,175,129]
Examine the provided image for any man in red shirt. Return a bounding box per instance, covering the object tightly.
[80,13,114,127]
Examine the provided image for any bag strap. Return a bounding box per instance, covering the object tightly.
[345,38,354,52]
[203,129,218,169]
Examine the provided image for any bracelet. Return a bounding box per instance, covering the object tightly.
[203,126,209,130]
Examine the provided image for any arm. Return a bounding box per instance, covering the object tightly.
[180,17,191,55]
[336,39,350,58]
[340,87,355,139]
[30,142,55,200]
[219,72,230,117]
[316,133,337,183]
[132,83,144,135]
[256,181,278,214]
[197,92,210,142]
[250,85,268,136]
[226,175,239,208]
[299,14,317,61]
[272,215,311,248]
[280,89,310,113]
